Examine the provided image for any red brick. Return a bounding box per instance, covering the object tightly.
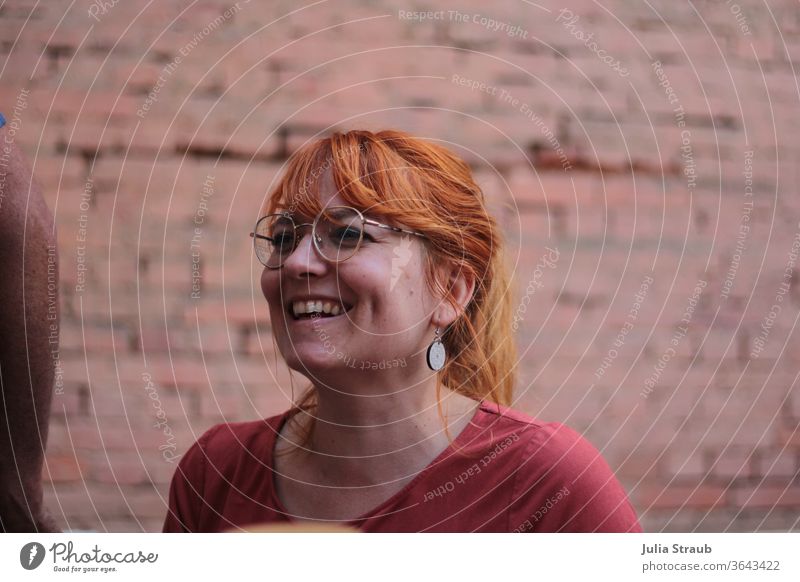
[124,492,171,520]
[50,384,88,417]
[708,447,755,480]
[665,450,706,480]
[199,390,242,420]
[150,357,211,390]
[42,454,84,483]
[754,448,798,479]
[68,423,133,451]
[638,484,728,510]
[730,484,800,509]
[775,424,800,449]
[90,458,149,486]
[615,451,663,481]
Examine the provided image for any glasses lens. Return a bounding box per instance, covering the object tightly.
[315,207,364,263]
[255,214,296,268]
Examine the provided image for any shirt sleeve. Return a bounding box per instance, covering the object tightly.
[509,423,642,533]
[162,426,219,533]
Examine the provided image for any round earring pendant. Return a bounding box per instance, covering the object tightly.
[426,340,447,371]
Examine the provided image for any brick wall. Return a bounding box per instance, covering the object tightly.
[2,0,798,531]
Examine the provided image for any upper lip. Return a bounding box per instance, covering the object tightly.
[284,294,354,317]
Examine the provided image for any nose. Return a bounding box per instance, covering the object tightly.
[281,226,328,277]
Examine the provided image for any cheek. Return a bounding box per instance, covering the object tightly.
[260,269,270,299]
[260,269,280,310]
[387,261,431,321]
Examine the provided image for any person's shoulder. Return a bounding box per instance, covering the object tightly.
[474,401,587,455]
[476,402,615,481]
[473,400,549,431]
[467,401,597,477]
[182,409,288,467]
[478,404,641,532]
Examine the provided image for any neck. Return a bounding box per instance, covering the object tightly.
[284,367,479,486]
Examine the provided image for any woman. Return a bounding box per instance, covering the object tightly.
[163,129,641,532]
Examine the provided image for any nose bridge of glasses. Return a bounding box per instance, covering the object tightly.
[294,221,315,237]
[289,221,321,255]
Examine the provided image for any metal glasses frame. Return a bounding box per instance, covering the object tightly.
[249,205,427,269]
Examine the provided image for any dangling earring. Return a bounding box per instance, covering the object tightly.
[426,327,447,371]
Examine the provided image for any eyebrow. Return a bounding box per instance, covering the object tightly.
[276,210,312,222]
[276,208,395,230]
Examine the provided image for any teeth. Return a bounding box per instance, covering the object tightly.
[291,300,348,318]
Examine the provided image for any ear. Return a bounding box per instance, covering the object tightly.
[432,262,476,328]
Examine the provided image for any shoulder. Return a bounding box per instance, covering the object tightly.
[475,402,641,532]
[178,410,288,473]
[458,402,597,486]
[163,411,289,532]
[473,401,586,452]
[475,402,612,464]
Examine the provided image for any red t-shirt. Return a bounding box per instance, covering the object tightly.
[162,401,642,532]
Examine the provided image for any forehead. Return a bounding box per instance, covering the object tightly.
[316,167,345,208]
[275,160,395,225]
[289,167,368,220]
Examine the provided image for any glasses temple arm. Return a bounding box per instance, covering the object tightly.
[363,219,427,239]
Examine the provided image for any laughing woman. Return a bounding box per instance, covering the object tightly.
[163,129,642,533]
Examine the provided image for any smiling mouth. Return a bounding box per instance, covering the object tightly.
[288,300,354,321]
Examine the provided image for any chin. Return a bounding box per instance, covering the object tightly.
[283,349,342,374]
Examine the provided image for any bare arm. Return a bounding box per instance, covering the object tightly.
[0,114,60,532]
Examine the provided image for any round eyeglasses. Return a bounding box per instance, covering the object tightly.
[250,206,427,269]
